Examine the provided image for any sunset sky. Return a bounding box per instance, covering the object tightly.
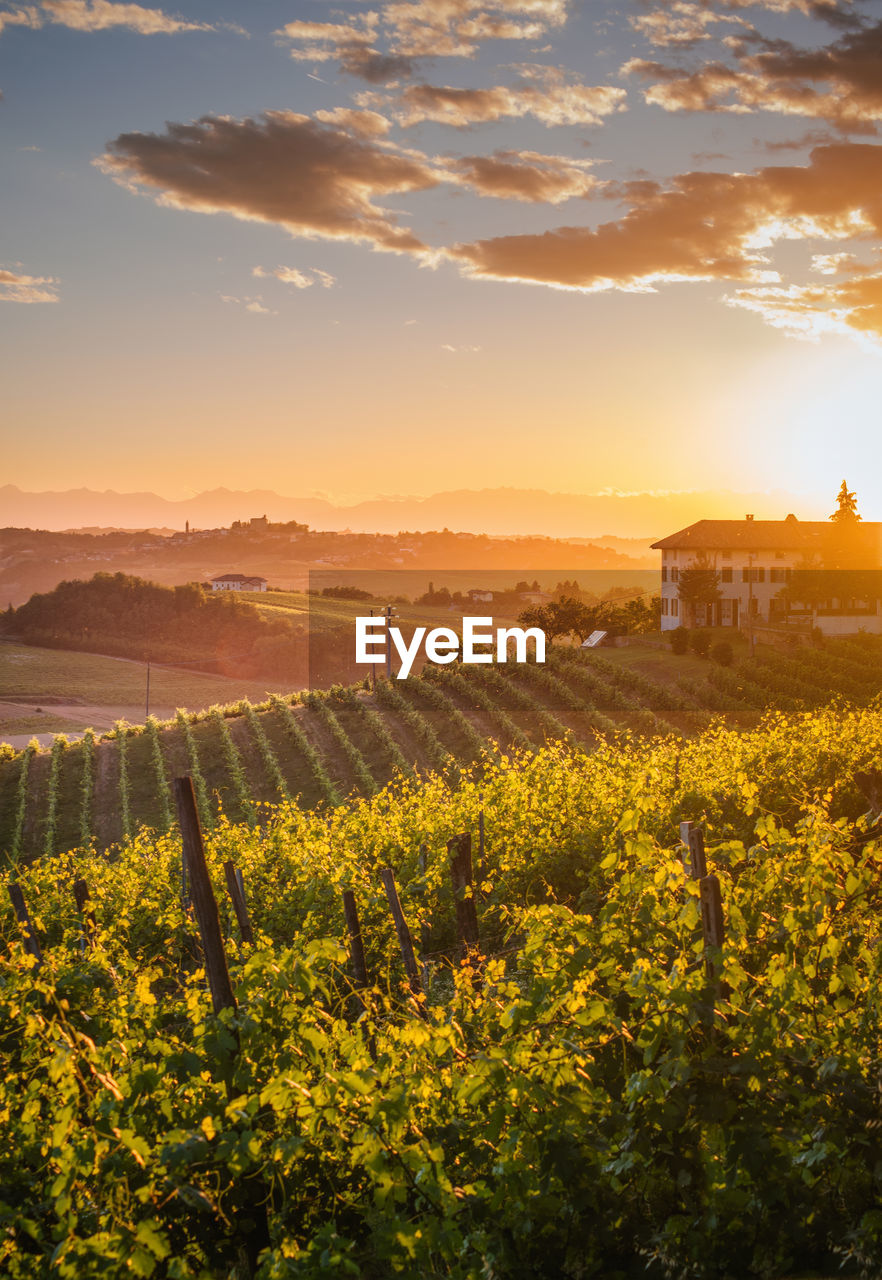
[3,0,882,519]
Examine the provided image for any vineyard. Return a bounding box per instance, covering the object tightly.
[3,637,882,863]
[3,704,882,1277]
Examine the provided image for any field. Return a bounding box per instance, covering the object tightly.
[0,642,301,746]
[2,702,882,1277]
[2,634,882,864]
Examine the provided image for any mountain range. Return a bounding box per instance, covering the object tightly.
[0,484,823,541]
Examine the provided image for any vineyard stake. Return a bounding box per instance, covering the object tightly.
[73,878,97,949]
[223,861,254,945]
[379,867,426,1012]
[680,824,727,996]
[7,883,42,965]
[699,874,725,986]
[342,889,369,989]
[448,832,480,954]
[173,776,237,1016]
[679,821,708,879]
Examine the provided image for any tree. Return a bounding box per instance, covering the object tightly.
[830,480,861,523]
[677,554,721,626]
[518,597,608,645]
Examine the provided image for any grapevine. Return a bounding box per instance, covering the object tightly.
[78,728,95,849]
[237,699,291,802]
[175,708,214,830]
[145,715,174,833]
[304,690,378,797]
[209,706,258,825]
[42,734,67,858]
[269,693,342,807]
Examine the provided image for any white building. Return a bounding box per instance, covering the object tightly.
[211,574,268,593]
[652,515,882,635]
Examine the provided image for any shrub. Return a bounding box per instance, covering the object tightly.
[710,640,734,667]
[670,626,689,655]
[689,629,711,658]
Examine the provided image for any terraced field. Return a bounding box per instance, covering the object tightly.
[2,635,881,862]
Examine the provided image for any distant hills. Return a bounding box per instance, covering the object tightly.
[0,484,823,541]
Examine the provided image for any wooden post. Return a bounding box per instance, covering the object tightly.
[174,776,237,1016]
[73,878,97,948]
[448,832,480,953]
[699,874,725,984]
[379,867,424,1007]
[680,821,707,879]
[8,883,42,964]
[342,889,369,989]
[223,861,254,945]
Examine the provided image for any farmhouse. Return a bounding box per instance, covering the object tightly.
[652,515,882,636]
[211,573,268,593]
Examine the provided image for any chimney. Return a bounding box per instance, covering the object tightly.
[745,513,754,521]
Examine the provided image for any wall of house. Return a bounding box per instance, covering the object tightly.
[659,546,803,632]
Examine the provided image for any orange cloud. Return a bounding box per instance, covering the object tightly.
[0,266,59,303]
[277,0,573,79]
[1,0,215,36]
[626,17,882,132]
[0,9,43,37]
[448,150,600,202]
[99,112,441,254]
[630,2,745,49]
[253,265,337,288]
[313,108,393,138]
[448,142,882,335]
[362,68,626,127]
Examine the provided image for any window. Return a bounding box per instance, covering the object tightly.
[721,567,732,583]
[661,598,669,615]
[742,566,765,583]
[661,566,668,582]
[672,567,679,582]
[671,599,679,616]
[770,567,791,584]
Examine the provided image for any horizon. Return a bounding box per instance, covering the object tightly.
[0,479,854,540]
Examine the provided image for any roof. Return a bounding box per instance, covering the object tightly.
[651,518,882,561]
[211,573,267,583]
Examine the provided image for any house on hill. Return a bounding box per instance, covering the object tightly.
[652,514,882,636]
[211,573,268,593]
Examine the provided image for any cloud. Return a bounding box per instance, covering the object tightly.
[0,7,43,38]
[274,14,415,82]
[277,0,574,80]
[448,149,600,202]
[253,265,337,288]
[221,294,275,315]
[99,111,441,254]
[361,67,626,127]
[630,2,746,49]
[447,142,882,337]
[625,17,882,132]
[718,0,862,23]
[0,0,215,36]
[0,265,59,302]
[724,272,882,341]
[313,107,393,138]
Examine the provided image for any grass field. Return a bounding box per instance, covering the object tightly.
[0,641,300,744]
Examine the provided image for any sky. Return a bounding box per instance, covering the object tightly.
[2,0,882,520]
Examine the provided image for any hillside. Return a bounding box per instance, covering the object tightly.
[2,704,882,1276]
[3,635,882,864]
